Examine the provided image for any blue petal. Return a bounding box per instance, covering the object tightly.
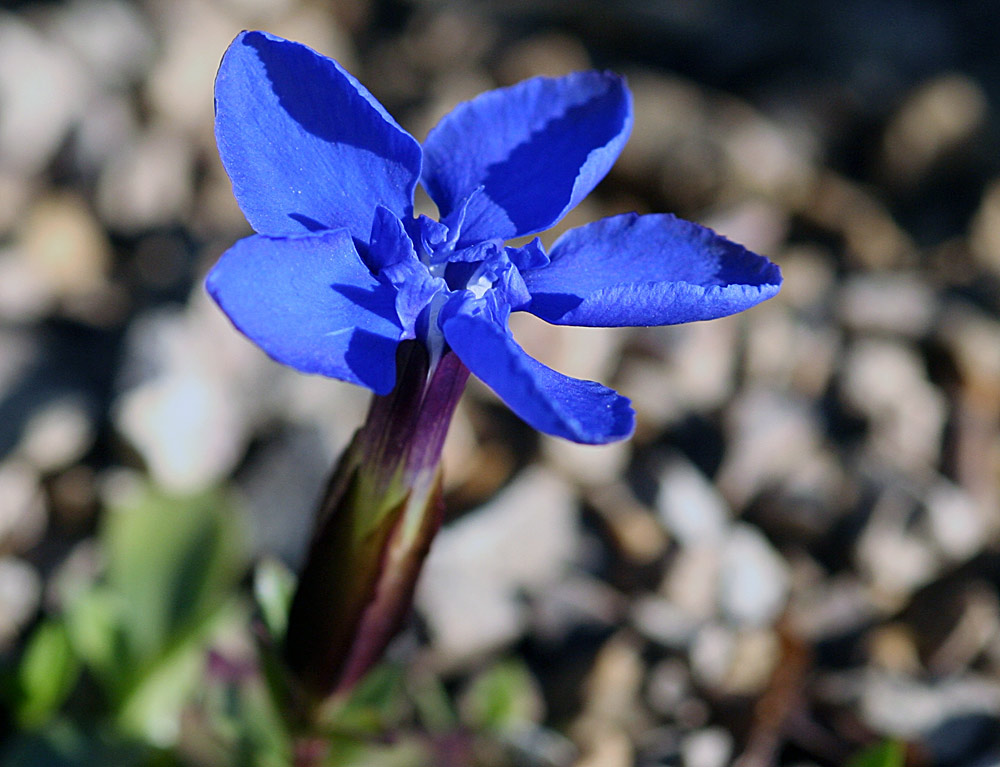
[206,230,402,394]
[441,303,634,444]
[368,205,416,271]
[422,72,632,244]
[523,213,783,326]
[215,31,422,241]
[506,238,549,271]
[369,207,444,337]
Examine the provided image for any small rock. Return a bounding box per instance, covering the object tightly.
[645,659,691,717]
[632,595,701,649]
[417,468,579,662]
[808,173,915,270]
[495,32,592,83]
[0,247,52,321]
[882,74,987,188]
[773,245,836,313]
[924,480,988,561]
[927,585,1000,675]
[0,329,38,400]
[532,574,625,642]
[114,371,246,494]
[236,427,335,566]
[681,727,734,767]
[581,634,644,724]
[588,483,668,565]
[837,273,937,338]
[665,546,722,623]
[856,491,940,603]
[0,557,42,648]
[572,726,633,767]
[656,132,725,212]
[721,107,817,206]
[970,179,1000,277]
[114,293,287,493]
[656,456,731,548]
[72,92,138,174]
[642,318,740,423]
[689,622,736,689]
[744,305,841,397]
[701,199,789,258]
[868,623,922,675]
[754,448,850,541]
[214,0,295,20]
[791,574,881,642]
[937,305,1000,411]
[543,437,630,488]
[19,396,94,473]
[635,727,682,766]
[615,72,709,189]
[0,16,89,175]
[726,628,780,694]
[718,524,789,628]
[403,10,496,78]
[861,672,1000,738]
[48,0,154,87]
[0,460,47,553]
[144,0,241,130]
[689,622,779,697]
[97,126,194,232]
[509,313,628,388]
[717,388,822,509]
[841,339,946,470]
[19,192,110,298]
[0,171,34,236]
[49,465,99,528]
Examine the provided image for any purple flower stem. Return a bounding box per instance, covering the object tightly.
[283,340,469,714]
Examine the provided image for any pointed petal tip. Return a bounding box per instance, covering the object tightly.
[421,68,633,243]
[442,307,635,444]
[214,30,421,241]
[206,231,402,394]
[524,212,782,327]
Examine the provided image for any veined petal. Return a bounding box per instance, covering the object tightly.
[422,71,632,245]
[215,30,422,241]
[369,207,445,337]
[523,213,782,326]
[206,230,402,394]
[442,304,634,444]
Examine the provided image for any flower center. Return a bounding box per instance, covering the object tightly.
[369,207,532,360]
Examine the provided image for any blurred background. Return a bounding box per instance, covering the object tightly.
[1,0,1000,765]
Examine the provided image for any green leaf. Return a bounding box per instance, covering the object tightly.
[323,735,430,767]
[0,719,168,767]
[324,663,410,736]
[114,619,217,747]
[459,660,543,735]
[848,740,906,767]
[103,484,245,670]
[14,622,81,729]
[408,670,456,734]
[253,557,296,643]
[74,482,250,745]
[62,586,124,687]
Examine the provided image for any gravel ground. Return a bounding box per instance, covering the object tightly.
[2,1,1000,765]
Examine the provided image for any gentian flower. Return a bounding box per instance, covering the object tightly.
[207,30,780,706]
[208,30,780,445]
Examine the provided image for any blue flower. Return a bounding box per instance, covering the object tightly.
[207,30,781,445]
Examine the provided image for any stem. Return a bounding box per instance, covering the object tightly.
[283,341,469,713]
